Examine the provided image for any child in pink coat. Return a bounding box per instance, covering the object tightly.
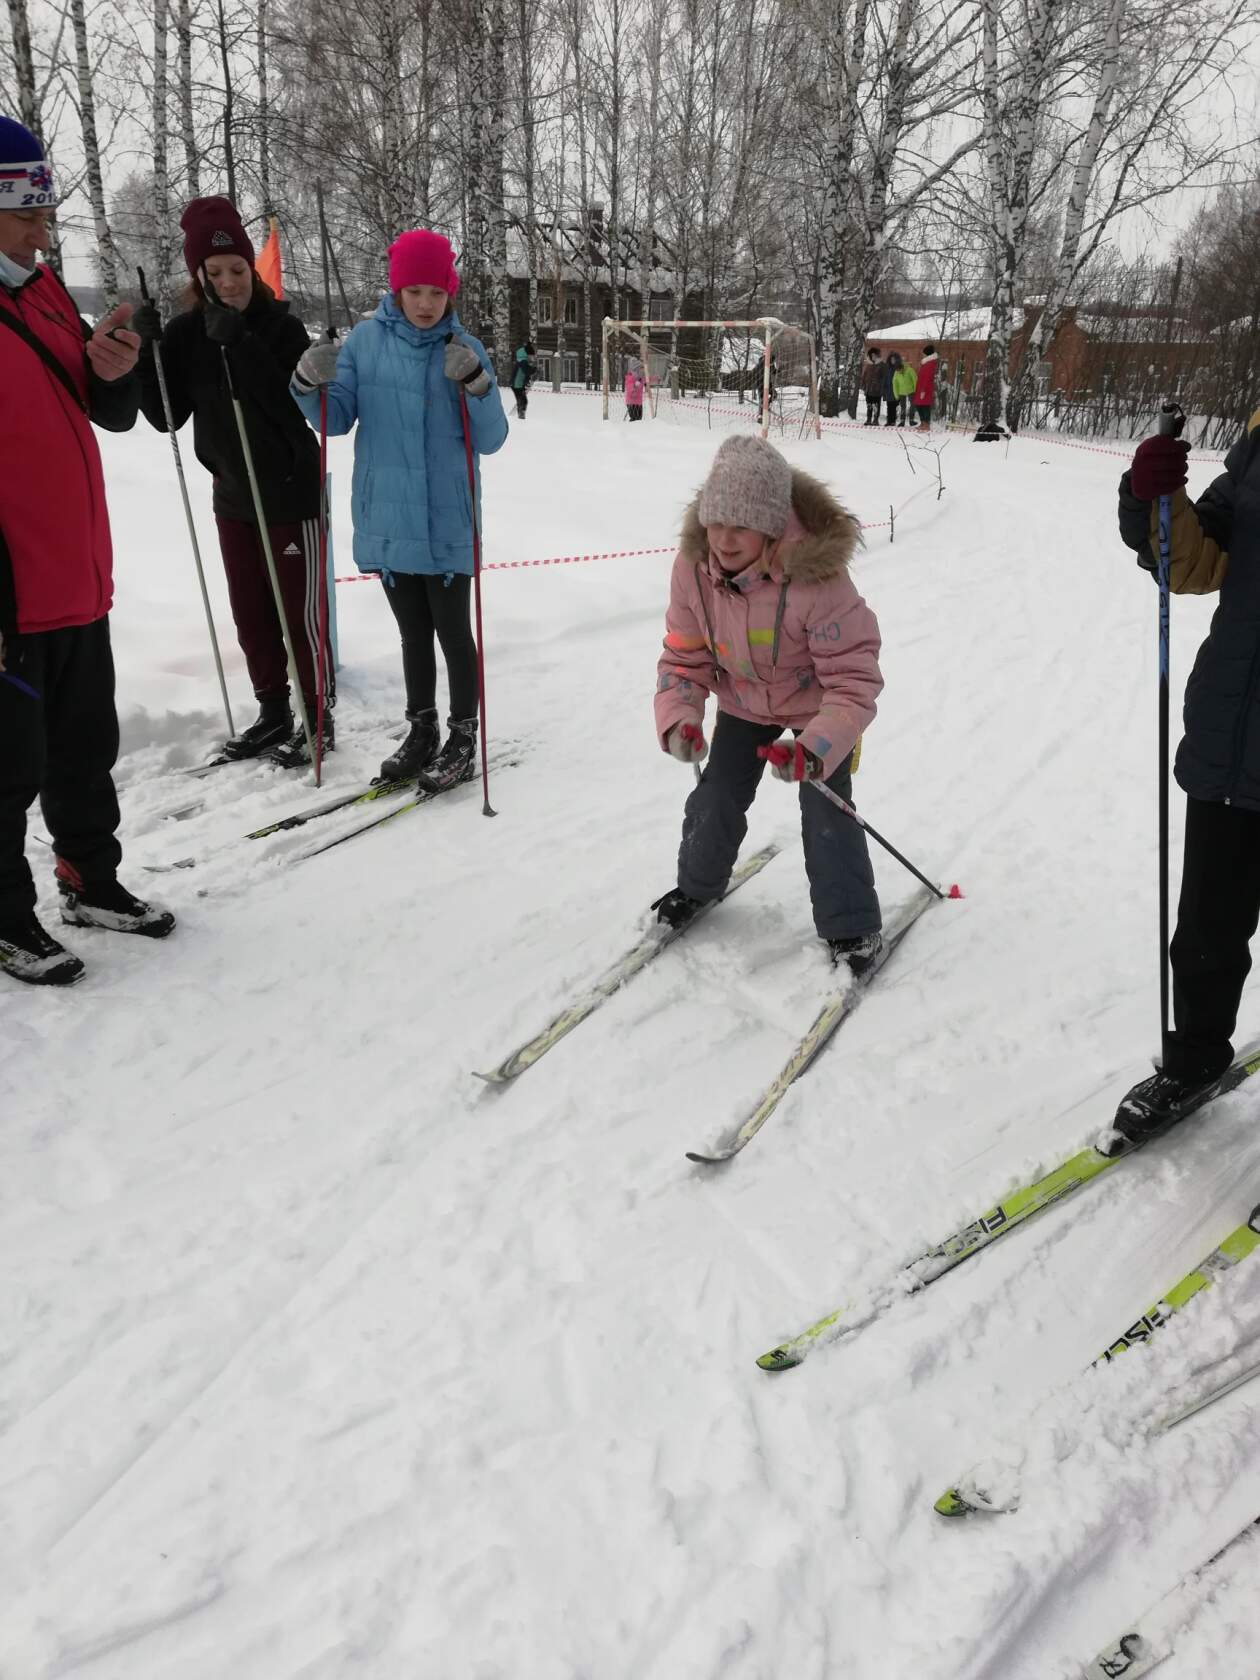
[653,434,884,971]
[624,359,646,421]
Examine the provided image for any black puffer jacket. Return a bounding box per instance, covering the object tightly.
[1118,411,1260,810]
[138,294,320,525]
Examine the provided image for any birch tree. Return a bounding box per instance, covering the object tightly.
[1005,0,1252,424]
[176,0,198,195]
[6,0,40,136]
[256,0,271,211]
[816,0,869,405]
[153,0,173,304]
[69,0,120,302]
[835,0,981,412]
[486,0,510,375]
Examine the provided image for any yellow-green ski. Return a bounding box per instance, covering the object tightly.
[935,1203,1260,1517]
[757,1037,1260,1374]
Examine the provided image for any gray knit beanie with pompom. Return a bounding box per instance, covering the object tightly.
[697,435,793,538]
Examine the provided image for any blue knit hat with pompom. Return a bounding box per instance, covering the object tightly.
[0,117,56,209]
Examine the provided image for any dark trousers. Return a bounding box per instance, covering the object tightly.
[884,397,898,426]
[514,389,528,418]
[216,515,333,710]
[677,711,880,939]
[627,404,643,421]
[382,572,479,721]
[1166,796,1260,1081]
[914,404,932,430]
[864,396,880,425]
[0,617,122,922]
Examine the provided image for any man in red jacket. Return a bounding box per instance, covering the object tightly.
[0,117,174,987]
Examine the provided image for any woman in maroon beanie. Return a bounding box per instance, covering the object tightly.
[134,195,331,766]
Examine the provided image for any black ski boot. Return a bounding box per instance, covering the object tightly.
[267,708,335,769]
[0,912,86,985]
[651,888,707,932]
[827,930,884,977]
[220,696,293,761]
[418,716,478,792]
[378,708,440,783]
[56,869,176,939]
[1112,1067,1222,1146]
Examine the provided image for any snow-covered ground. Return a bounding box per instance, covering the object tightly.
[3,393,1258,1680]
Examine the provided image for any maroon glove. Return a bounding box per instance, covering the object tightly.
[758,738,824,783]
[1129,435,1189,501]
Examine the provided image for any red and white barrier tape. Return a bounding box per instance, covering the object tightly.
[334,545,677,583]
[331,504,937,586]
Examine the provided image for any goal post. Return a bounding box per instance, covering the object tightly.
[601,316,822,439]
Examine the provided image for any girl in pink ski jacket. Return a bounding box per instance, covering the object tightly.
[652,435,885,969]
[624,361,646,421]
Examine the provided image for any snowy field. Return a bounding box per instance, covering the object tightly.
[4,393,1259,1679]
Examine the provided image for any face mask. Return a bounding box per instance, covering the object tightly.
[0,250,36,288]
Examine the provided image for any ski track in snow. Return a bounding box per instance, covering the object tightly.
[3,396,1259,1679]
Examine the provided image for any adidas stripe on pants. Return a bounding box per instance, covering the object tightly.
[215,514,333,709]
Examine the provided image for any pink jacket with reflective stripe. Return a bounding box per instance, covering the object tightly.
[654,469,882,777]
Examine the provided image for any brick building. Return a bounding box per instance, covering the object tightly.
[867,304,1208,407]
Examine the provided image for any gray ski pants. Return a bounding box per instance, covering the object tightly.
[676,711,881,939]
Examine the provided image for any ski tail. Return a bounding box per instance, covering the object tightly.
[935,1203,1260,1518]
[688,883,942,1166]
[475,844,781,1085]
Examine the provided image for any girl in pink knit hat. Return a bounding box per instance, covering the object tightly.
[291,229,508,788]
[653,435,885,972]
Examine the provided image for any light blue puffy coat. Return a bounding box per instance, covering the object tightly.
[293,295,508,579]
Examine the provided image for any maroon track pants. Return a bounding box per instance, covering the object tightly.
[216,515,333,709]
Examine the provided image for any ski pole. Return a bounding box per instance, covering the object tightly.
[457,384,496,817]
[757,745,954,900]
[1156,399,1185,1061]
[314,395,330,786]
[138,266,235,740]
[218,335,317,777]
[810,778,954,900]
[314,183,336,786]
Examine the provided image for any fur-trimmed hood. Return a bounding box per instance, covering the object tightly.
[679,467,861,585]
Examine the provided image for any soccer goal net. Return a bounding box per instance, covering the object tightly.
[600,317,821,439]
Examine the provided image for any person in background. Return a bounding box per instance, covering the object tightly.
[860,347,884,426]
[913,344,938,432]
[892,354,917,426]
[652,435,884,973]
[882,350,904,427]
[511,340,536,420]
[135,195,329,767]
[624,357,646,421]
[1110,407,1260,1137]
[0,116,174,987]
[291,230,508,789]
